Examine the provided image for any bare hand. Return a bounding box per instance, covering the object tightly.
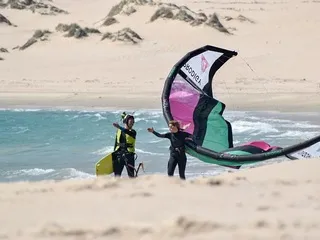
[113,123,120,128]
[147,127,154,133]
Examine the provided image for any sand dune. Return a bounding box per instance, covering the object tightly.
[0,159,320,239]
[1,0,319,110]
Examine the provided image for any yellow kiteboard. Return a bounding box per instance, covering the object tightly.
[95,152,114,176]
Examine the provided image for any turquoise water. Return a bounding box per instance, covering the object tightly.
[0,108,319,182]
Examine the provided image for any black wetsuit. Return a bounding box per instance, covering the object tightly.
[113,127,137,178]
[152,130,192,180]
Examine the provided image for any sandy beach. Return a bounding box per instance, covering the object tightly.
[1,0,319,111]
[0,159,319,239]
[1,0,320,239]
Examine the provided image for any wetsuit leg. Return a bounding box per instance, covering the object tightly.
[125,153,135,178]
[112,152,125,177]
[167,153,178,177]
[177,153,187,180]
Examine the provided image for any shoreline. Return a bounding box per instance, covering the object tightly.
[1,92,319,112]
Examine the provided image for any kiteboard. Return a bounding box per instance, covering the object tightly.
[95,152,114,176]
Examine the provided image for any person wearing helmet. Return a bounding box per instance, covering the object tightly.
[147,120,194,180]
[112,112,137,178]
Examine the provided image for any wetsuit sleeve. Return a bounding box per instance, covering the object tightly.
[118,126,136,138]
[184,132,194,141]
[186,132,193,138]
[152,130,170,139]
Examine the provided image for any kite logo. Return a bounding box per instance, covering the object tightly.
[201,55,209,72]
[183,63,201,84]
[297,150,311,158]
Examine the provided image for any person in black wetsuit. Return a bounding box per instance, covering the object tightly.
[112,112,137,178]
[147,120,193,180]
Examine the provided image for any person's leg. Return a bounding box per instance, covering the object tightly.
[177,154,187,180]
[167,153,178,177]
[125,153,135,178]
[112,152,125,177]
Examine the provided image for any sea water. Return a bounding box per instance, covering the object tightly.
[0,108,319,182]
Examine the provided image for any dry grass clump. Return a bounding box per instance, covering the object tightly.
[1,0,68,15]
[107,0,153,17]
[19,29,52,50]
[102,17,119,26]
[149,4,231,34]
[101,27,143,44]
[0,13,17,26]
[55,23,101,38]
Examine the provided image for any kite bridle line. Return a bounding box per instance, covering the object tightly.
[213,51,272,97]
[237,53,277,95]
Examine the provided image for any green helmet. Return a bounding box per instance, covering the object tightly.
[121,112,134,124]
[121,112,127,120]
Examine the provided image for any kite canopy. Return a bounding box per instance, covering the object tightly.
[161,45,320,168]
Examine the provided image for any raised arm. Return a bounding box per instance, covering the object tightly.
[118,126,136,138]
[112,123,136,138]
[152,130,168,138]
[147,127,169,138]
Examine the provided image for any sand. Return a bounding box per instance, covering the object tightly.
[1,0,320,239]
[1,0,319,111]
[0,159,319,240]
